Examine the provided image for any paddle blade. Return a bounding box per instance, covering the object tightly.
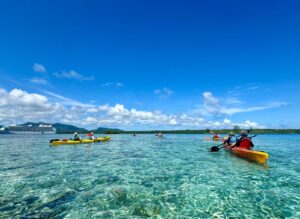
[210,146,220,152]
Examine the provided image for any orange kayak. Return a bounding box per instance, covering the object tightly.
[224,146,269,164]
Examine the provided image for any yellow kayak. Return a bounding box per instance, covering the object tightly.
[49,136,110,146]
[224,146,269,164]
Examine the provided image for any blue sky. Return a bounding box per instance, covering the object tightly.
[0,0,299,129]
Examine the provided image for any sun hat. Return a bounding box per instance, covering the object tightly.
[240,130,248,136]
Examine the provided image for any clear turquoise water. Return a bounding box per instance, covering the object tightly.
[0,134,299,218]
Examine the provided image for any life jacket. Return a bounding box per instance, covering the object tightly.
[239,138,253,149]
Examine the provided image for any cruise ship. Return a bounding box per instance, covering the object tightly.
[8,123,56,134]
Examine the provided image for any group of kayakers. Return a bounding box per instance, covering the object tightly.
[133,132,164,137]
[73,131,164,139]
[73,129,254,150]
[213,130,254,150]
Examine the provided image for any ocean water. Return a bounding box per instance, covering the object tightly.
[0,134,299,218]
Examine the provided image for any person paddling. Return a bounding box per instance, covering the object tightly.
[231,130,254,149]
[87,132,95,140]
[210,130,256,152]
[73,132,80,141]
[223,132,235,146]
[213,133,220,141]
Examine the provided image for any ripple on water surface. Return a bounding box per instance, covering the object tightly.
[0,134,299,218]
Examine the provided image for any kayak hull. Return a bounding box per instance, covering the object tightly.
[50,136,110,146]
[224,146,269,164]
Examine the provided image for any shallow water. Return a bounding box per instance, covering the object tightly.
[0,134,299,218]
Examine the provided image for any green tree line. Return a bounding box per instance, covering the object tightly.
[103,128,300,135]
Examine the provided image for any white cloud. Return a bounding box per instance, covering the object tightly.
[223,118,231,124]
[0,88,57,125]
[87,108,99,113]
[0,88,270,129]
[154,87,173,98]
[206,119,265,129]
[85,116,98,123]
[219,102,288,115]
[200,91,288,116]
[29,78,48,84]
[225,97,242,104]
[33,63,46,73]
[7,89,49,108]
[43,90,95,108]
[0,88,203,128]
[202,91,220,114]
[53,70,94,81]
[203,92,219,106]
[101,82,124,88]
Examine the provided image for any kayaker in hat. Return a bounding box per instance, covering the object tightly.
[224,132,235,146]
[73,132,80,141]
[233,130,254,149]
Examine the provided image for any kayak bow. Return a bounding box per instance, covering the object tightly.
[224,146,269,164]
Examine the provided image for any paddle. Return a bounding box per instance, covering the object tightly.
[209,142,225,152]
[249,134,258,139]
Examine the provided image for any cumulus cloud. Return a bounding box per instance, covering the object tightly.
[0,88,58,125]
[53,70,94,81]
[0,88,205,128]
[154,87,173,98]
[29,78,48,84]
[33,63,46,73]
[0,88,269,129]
[94,104,205,127]
[0,88,101,126]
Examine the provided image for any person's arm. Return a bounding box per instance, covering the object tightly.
[233,138,242,148]
[224,137,231,145]
[250,140,254,148]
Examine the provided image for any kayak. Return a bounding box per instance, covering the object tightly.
[213,137,227,141]
[224,146,269,164]
[49,136,110,146]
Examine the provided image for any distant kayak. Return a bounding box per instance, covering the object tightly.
[212,136,227,141]
[224,145,269,164]
[49,136,110,146]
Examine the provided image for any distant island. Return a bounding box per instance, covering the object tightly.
[0,122,299,134]
[0,122,120,134]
